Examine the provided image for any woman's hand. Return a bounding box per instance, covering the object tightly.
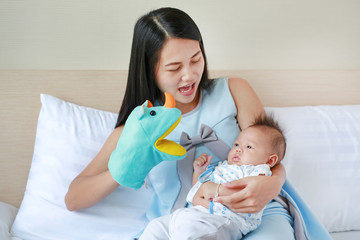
[214,164,286,213]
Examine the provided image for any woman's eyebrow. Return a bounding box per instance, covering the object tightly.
[165,51,202,67]
[191,50,201,58]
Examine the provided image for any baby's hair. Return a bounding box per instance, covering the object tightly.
[249,114,287,165]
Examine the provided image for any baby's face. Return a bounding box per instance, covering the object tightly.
[227,127,274,166]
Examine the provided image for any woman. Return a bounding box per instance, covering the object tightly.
[65,7,293,239]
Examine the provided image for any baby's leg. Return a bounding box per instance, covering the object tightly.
[169,206,241,240]
[139,215,171,240]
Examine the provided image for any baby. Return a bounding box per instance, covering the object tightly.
[140,114,286,240]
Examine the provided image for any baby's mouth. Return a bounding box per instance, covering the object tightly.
[232,156,241,162]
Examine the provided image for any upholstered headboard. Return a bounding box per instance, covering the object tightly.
[1,69,359,207]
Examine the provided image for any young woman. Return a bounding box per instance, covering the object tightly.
[65,7,299,239]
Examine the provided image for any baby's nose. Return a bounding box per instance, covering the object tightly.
[236,148,242,153]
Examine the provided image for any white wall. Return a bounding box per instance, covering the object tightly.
[1,0,359,70]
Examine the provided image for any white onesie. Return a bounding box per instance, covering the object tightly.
[187,161,272,236]
[140,162,272,240]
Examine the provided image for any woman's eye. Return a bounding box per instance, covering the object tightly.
[167,65,181,72]
[191,57,201,64]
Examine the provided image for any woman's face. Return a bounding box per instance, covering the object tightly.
[155,38,205,114]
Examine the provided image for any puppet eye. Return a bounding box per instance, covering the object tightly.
[150,110,156,116]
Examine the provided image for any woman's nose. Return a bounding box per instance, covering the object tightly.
[181,66,193,82]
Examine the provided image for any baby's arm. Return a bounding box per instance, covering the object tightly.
[190,153,213,208]
[192,153,212,185]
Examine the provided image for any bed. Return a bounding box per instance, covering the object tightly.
[1,69,359,239]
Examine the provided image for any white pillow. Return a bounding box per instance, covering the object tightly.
[266,105,360,233]
[11,94,153,240]
[0,202,18,240]
[11,93,360,237]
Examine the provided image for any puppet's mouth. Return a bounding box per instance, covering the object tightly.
[155,116,186,156]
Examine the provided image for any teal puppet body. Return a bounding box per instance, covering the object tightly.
[108,93,187,189]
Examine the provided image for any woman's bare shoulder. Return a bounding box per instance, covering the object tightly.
[228,77,251,92]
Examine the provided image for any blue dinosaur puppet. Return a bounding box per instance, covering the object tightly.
[108,92,187,190]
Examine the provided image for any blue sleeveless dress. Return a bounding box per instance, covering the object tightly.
[145,78,331,240]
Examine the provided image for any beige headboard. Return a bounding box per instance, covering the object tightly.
[1,70,360,207]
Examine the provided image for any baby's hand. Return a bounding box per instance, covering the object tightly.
[193,153,212,174]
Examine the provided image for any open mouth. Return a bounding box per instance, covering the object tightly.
[155,116,187,156]
[179,83,194,94]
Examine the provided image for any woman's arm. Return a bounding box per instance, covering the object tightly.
[200,163,286,213]
[215,164,285,213]
[228,77,264,129]
[64,126,123,211]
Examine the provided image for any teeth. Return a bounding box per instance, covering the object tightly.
[180,83,193,93]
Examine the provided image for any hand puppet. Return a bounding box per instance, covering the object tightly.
[108,92,187,189]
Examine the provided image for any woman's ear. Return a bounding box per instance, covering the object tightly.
[267,154,278,168]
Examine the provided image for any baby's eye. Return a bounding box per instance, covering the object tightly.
[247,145,253,149]
[234,143,239,147]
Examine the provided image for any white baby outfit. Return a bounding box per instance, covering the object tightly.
[140,162,272,240]
[187,161,272,237]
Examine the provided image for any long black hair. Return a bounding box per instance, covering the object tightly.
[115,7,212,128]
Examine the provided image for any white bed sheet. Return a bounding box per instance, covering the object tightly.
[2,201,360,239]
